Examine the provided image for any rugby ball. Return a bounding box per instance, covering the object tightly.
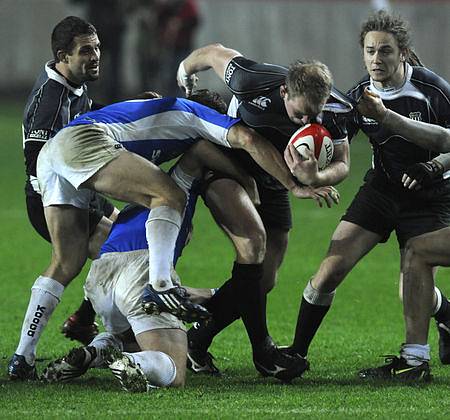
[289,123,334,170]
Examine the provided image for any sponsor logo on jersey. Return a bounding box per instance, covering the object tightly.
[151,149,161,162]
[28,129,51,140]
[361,116,378,125]
[409,111,422,121]
[250,96,271,110]
[225,63,236,84]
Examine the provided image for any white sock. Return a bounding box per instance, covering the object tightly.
[89,332,123,368]
[125,350,176,387]
[146,206,182,291]
[401,343,431,366]
[15,276,64,365]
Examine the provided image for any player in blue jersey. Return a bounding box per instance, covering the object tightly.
[41,135,307,390]
[9,90,320,380]
[282,10,450,382]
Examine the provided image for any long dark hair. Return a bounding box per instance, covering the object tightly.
[359,10,424,67]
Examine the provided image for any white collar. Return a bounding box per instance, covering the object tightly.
[45,60,85,97]
[369,63,412,97]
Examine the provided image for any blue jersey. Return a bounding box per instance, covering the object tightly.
[67,97,239,165]
[99,176,201,265]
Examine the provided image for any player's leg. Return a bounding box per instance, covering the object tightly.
[62,213,112,345]
[289,221,382,359]
[8,205,90,380]
[84,150,186,289]
[404,228,450,363]
[187,176,266,370]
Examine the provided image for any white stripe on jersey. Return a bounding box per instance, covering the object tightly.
[97,110,232,149]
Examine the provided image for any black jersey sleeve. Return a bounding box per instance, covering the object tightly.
[224,56,287,100]
[23,80,67,142]
[410,67,450,129]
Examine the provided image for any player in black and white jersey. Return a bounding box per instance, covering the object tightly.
[283,10,450,381]
[177,44,350,374]
[21,17,120,347]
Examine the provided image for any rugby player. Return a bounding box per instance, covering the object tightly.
[22,16,119,346]
[42,137,307,390]
[176,44,351,375]
[282,10,450,382]
[8,91,316,380]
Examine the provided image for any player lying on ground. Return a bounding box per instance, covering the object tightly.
[42,140,307,390]
[9,90,318,381]
[176,43,347,377]
[281,10,450,382]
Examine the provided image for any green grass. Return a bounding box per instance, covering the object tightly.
[1,102,450,418]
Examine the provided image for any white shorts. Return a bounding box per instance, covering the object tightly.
[84,249,185,336]
[37,125,122,208]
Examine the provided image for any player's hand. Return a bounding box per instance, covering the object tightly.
[290,185,340,208]
[356,87,387,122]
[177,61,198,96]
[402,160,444,190]
[284,144,319,185]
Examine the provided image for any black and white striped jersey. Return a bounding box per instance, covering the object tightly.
[224,56,352,190]
[347,63,450,190]
[22,60,92,197]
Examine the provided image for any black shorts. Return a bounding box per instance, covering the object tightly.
[342,181,450,248]
[201,172,292,231]
[26,193,115,243]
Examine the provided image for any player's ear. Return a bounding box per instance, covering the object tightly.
[280,85,288,99]
[57,50,68,63]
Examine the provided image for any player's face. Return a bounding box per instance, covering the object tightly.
[65,34,101,84]
[282,89,313,126]
[363,31,405,88]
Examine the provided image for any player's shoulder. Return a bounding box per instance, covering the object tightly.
[410,66,450,100]
[346,75,370,101]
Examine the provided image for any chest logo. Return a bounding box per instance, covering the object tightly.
[409,111,422,121]
[250,96,271,110]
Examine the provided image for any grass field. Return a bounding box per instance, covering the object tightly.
[1,102,450,419]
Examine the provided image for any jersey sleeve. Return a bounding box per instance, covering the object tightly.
[224,56,288,100]
[180,98,241,148]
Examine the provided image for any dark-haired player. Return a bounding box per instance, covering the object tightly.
[177,44,350,375]
[283,10,450,382]
[22,16,120,348]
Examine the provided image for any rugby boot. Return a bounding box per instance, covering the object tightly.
[359,355,431,382]
[7,354,38,381]
[42,346,97,382]
[104,346,153,392]
[61,313,99,346]
[141,284,211,323]
[253,337,309,383]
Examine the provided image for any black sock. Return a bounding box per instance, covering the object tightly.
[292,296,331,357]
[188,278,240,352]
[434,290,450,323]
[75,298,96,325]
[231,262,268,352]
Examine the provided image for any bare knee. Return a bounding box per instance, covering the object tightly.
[235,228,267,264]
[152,187,186,214]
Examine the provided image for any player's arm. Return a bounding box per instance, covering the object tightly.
[177,43,242,95]
[284,140,350,187]
[357,87,450,152]
[178,140,259,206]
